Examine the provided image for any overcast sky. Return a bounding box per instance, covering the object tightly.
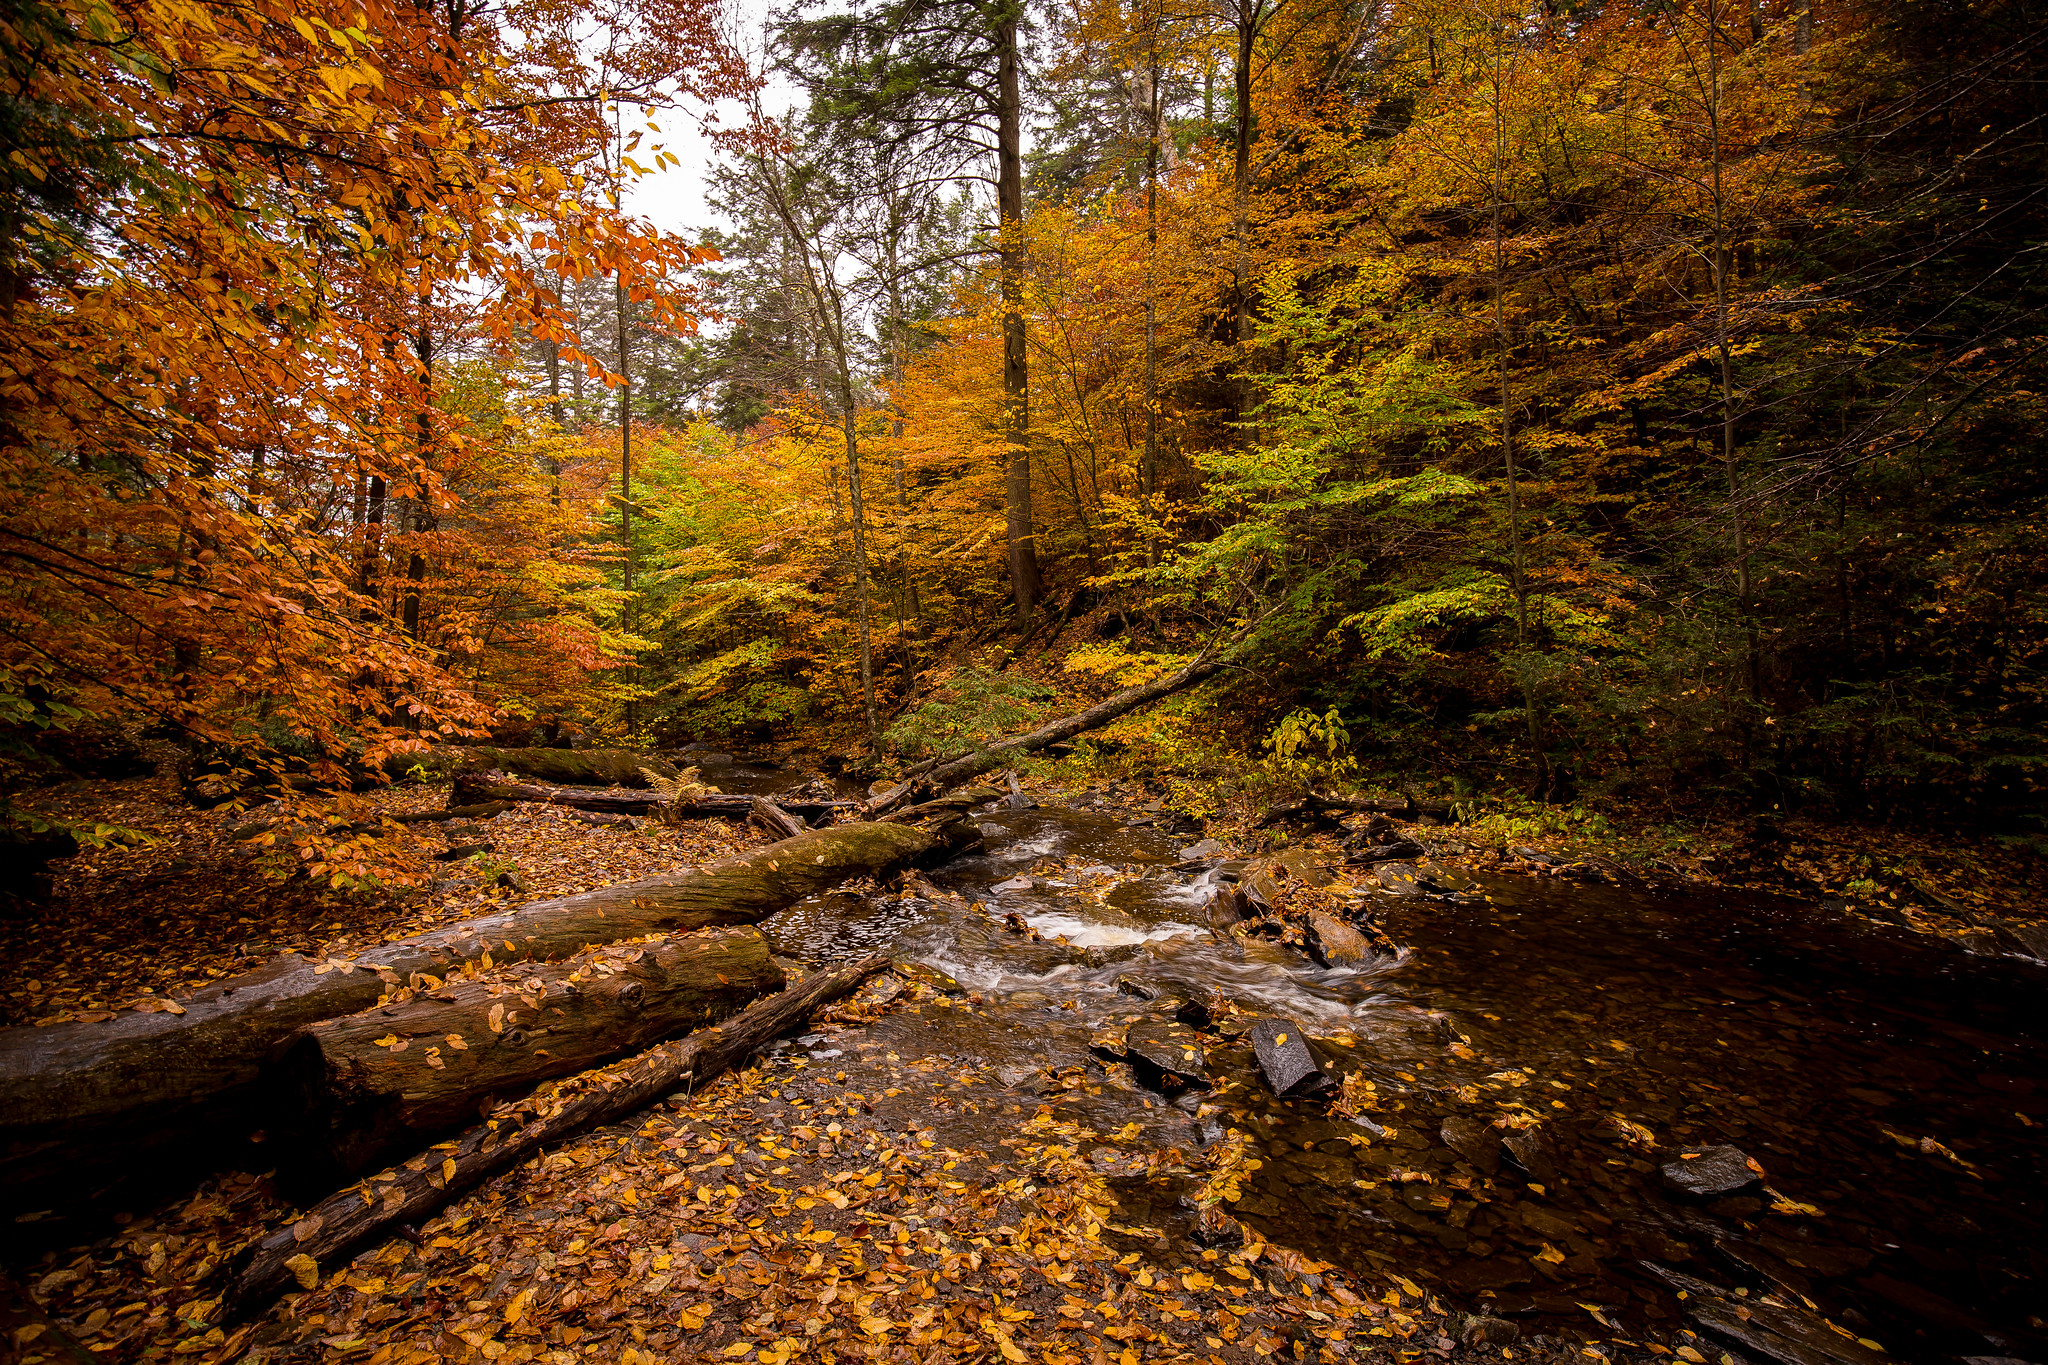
[621,0,799,241]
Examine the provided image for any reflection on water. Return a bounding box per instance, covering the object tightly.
[759,802,2048,1362]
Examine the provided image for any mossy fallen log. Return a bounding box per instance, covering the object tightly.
[449,771,855,819]
[279,928,783,1176]
[388,747,680,788]
[0,821,932,1207]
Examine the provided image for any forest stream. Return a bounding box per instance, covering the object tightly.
[720,780,2048,1365]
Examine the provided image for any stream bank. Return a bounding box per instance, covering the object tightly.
[4,760,2044,1365]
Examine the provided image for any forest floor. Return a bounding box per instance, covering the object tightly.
[3,762,2044,1365]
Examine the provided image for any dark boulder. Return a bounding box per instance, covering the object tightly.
[1123,1017,1210,1089]
[1250,1018,1332,1097]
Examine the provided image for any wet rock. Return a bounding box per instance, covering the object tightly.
[1442,1112,1501,1172]
[1662,1145,1763,1197]
[1179,838,1226,861]
[992,875,1034,893]
[1453,1314,1521,1348]
[995,1063,1051,1094]
[1995,922,2048,961]
[1206,885,1251,932]
[1510,846,1561,865]
[1250,1018,1334,1097]
[1502,1126,1560,1184]
[1098,1061,1144,1092]
[1171,994,1214,1029]
[1115,974,1158,1001]
[1645,1265,1889,1365]
[1078,943,1145,969]
[1215,859,1249,882]
[1124,1016,1210,1089]
[1346,839,1426,864]
[1374,862,1430,896]
[1273,848,1336,888]
[1301,910,1375,967]
[1241,864,1284,909]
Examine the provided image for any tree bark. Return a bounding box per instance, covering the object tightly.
[222,957,890,1319]
[278,928,783,1176]
[0,824,931,1203]
[748,796,807,839]
[450,772,854,820]
[997,2,1041,622]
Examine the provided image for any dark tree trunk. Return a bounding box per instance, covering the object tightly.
[387,746,678,788]
[997,3,1041,622]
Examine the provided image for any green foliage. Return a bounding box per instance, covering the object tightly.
[884,669,1056,757]
[1262,705,1358,788]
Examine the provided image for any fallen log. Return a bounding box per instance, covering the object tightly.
[279,927,782,1176]
[450,771,856,820]
[748,795,806,839]
[0,821,931,1205]
[223,956,888,1319]
[388,747,680,788]
[870,653,1230,811]
[1256,792,1456,828]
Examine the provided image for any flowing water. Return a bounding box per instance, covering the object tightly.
[757,799,2048,1364]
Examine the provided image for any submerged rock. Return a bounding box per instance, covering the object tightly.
[1206,885,1251,932]
[1250,1018,1333,1097]
[1442,1115,1503,1174]
[1645,1265,1889,1365]
[1502,1126,1560,1184]
[1453,1314,1521,1348]
[1662,1145,1763,1197]
[1374,862,1430,896]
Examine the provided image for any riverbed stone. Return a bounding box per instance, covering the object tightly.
[1179,838,1225,861]
[1375,862,1430,896]
[1250,1018,1333,1097]
[1662,1145,1763,1196]
[1442,1116,1503,1173]
[1302,910,1375,966]
[1453,1314,1521,1347]
[1124,1017,1210,1089]
[1207,885,1251,931]
[1502,1126,1560,1184]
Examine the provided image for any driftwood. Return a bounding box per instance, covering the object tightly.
[748,795,807,838]
[222,956,889,1319]
[278,928,783,1176]
[450,771,855,820]
[879,786,1001,823]
[868,655,1230,813]
[0,822,932,1204]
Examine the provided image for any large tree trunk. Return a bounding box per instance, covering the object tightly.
[450,771,854,820]
[0,823,930,1206]
[278,928,783,1177]
[222,956,890,1319]
[996,6,1041,622]
[871,656,1228,809]
[389,747,679,788]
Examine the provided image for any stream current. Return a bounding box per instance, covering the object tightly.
[690,759,2047,1364]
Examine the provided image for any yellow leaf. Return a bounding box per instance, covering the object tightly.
[442,1158,457,1182]
[284,1254,319,1291]
[488,1004,505,1033]
[860,1317,892,1336]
